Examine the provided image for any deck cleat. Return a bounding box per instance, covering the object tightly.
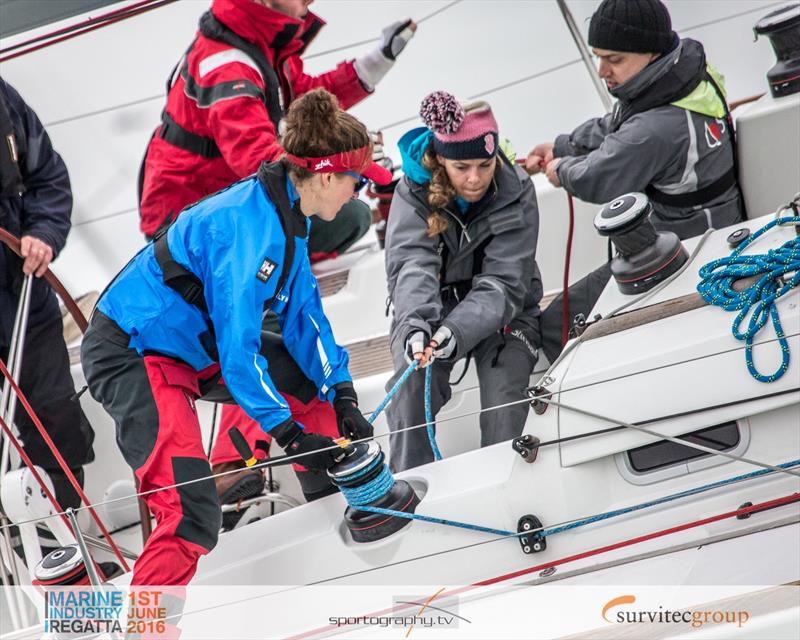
[518,515,546,554]
[527,386,551,415]
[328,441,420,543]
[512,434,541,462]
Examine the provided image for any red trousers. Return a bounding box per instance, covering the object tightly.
[131,356,221,586]
[82,313,340,586]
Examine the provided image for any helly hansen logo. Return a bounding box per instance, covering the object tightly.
[257,257,277,283]
[314,159,333,171]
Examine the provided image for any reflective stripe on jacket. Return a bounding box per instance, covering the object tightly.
[99,162,351,433]
[554,40,744,239]
[139,0,370,237]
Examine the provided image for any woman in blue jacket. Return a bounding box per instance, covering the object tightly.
[81,89,390,586]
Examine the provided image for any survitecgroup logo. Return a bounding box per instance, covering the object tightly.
[601,594,751,629]
[44,587,124,635]
[328,587,471,637]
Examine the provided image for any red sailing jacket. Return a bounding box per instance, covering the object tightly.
[139,0,370,237]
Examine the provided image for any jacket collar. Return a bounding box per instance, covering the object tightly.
[258,160,307,238]
[610,38,707,129]
[612,37,683,104]
[211,0,325,56]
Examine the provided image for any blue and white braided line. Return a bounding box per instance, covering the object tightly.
[697,216,800,382]
[338,454,396,506]
[368,360,418,424]
[424,365,443,460]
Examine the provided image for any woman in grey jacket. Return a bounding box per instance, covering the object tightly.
[384,91,543,472]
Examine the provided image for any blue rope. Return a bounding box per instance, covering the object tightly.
[368,360,417,424]
[367,358,441,459]
[697,216,800,383]
[357,504,516,538]
[353,458,800,539]
[341,359,440,507]
[339,458,396,506]
[424,365,442,460]
[348,331,800,539]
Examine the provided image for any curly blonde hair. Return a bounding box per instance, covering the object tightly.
[421,144,456,237]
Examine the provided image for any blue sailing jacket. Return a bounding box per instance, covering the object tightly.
[97,162,351,432]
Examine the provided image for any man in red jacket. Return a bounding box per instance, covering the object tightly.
[139,0,415,518]
[139,0,415,248]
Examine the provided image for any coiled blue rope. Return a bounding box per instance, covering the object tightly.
[343,359,438,508]
[337,454,396,506]
[697,216,800,382]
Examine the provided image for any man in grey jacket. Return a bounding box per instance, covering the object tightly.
[385,93,542,472]
[526,0,744,363]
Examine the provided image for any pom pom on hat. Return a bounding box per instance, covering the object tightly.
[420,92,499,160]
[420,91,465,135]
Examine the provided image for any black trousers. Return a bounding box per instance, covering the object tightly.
[539,262,612,364]
[0,313,95,509]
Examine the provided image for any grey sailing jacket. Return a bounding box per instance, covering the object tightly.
[385,158,543,360]
[554,39,744,240]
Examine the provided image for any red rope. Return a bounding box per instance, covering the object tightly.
[0,0,168,55]
[562,193,575,347]
[0,0,177,63]
[0,359,131,572]
[0,413,71,531]
[475,492,800,587]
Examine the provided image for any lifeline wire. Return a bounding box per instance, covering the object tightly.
[697,215,800,382]
[4,380,797,533]
[335,304,800,539]
[304,0,464,60]
[37,0,777,132]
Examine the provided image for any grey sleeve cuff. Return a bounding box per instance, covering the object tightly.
[554,134,590,158]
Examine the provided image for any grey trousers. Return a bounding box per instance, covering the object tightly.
[385,330,538,472]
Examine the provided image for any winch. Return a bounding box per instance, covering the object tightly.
[328,441,420,543]
[754,4,800,98]
[594,192,688,295]
[33,544,92,587]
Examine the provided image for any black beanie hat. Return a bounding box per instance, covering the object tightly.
[588,0,676,54]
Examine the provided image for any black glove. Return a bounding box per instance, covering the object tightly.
[332,382,374,441]
[271,419,346,471]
